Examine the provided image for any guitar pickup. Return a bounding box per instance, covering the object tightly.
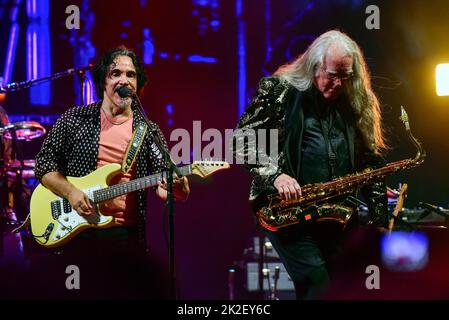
[51,200,61,219]
[62,198,72,213]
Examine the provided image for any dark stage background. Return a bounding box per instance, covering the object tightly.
[1,0,449,299]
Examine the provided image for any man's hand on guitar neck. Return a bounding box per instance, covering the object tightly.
[156,176,190,202]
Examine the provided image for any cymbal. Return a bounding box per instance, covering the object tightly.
[1,121,46,141]
[1,160,36,180]
[5,159,36,170]
[6,168,35,180]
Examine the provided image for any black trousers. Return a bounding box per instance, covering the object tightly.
[5,227,168,300]
[264,222,344,300]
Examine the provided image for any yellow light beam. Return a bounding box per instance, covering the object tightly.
[436,63,449,96]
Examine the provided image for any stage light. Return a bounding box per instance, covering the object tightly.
[26,0,51,106]
[4,24,19,86]
[381,231,428,272]
[236,0,246,118]
[436,63,449,96]
[143,28,154,65]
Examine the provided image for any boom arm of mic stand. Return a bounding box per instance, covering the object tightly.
[0,64,94,93]
[419,202,449,217]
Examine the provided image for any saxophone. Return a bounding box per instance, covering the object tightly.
[256,106,426,231]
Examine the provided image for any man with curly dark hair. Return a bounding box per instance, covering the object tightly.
[32,46,189,299]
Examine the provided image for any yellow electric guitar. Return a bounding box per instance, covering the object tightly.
[29,161,230,248]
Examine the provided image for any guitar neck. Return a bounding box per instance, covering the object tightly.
[93,165,191,203]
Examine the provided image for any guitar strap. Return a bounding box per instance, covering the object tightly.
[122,122,148,174]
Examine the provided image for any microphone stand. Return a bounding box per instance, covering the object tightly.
[0,64,94,94]
[79,70,87,106]
[131,93,182,300]
[419,202,449,217]
[270,266,280,300]
[419,202,449,228]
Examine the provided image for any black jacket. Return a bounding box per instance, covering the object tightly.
[234,77,388,224]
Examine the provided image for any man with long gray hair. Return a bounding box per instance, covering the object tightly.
[234,30,388,299]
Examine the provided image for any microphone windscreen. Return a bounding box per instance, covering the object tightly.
[116,86,133,98]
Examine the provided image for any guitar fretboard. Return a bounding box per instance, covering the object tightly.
[92,165,192,203]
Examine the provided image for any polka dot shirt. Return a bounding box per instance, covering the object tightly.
[35,101,169,248]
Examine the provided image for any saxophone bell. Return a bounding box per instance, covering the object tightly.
[255,106,426,231]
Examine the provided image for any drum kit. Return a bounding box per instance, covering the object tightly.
[0,65,93,227]
[0,65,91,267]
[0,63,96,265]
[0,120,46,224]
[0,120,45,265]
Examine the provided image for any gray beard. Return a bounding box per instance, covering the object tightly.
[117,97,131,109]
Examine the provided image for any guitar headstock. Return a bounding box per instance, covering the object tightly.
[190,160,230,178]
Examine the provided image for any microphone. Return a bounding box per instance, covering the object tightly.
[116,86,134,98]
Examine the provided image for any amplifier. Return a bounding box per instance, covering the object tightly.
[245,262,294,291]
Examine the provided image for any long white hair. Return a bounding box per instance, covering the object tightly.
[274,30,387,154]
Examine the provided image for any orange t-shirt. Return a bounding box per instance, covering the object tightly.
[97,109,137,226]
